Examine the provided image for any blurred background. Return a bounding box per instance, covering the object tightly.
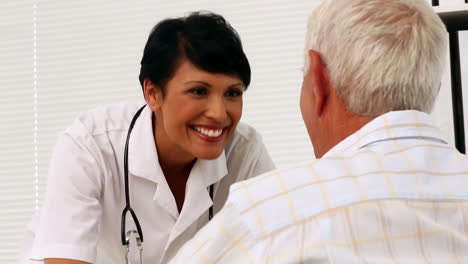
[1,0,467,262]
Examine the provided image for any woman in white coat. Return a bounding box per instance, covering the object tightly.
[23,12,275,264]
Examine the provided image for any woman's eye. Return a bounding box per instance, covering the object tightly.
[189,87,208,96]
[225,89,243,98]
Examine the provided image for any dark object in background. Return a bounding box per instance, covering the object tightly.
[432,1,468,153]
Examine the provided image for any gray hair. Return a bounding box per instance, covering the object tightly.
[304,0,448,116]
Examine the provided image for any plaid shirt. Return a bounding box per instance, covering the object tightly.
[169,110,468,264]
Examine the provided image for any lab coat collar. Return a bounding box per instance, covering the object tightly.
[128,105,162,184]
[190,151,228,188]
[127,105,228,221]
[166,154,228,246]
[154,152,229,222]
[127,106,179,218]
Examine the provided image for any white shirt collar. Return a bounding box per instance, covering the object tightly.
[324,110,447,157]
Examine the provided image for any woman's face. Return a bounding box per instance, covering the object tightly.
[149,59,245,162]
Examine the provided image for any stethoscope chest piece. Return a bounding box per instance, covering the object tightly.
[124,229,143,264]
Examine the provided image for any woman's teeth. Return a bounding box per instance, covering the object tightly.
[194,126,223,137]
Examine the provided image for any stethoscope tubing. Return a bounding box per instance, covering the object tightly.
[120,104,215,247]
[121,104,147,245]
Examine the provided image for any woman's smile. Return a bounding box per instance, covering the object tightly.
[147,59,245,161]
[191,124,228,142]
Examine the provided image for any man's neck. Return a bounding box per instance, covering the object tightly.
[315,96,374,158]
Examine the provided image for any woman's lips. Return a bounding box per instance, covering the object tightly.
[191,125,226,142]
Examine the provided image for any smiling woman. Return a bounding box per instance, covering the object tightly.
[146,60,245,163]
[22,12,275,264]
[145,60,246,211]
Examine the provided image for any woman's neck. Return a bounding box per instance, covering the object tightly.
[152,114,196,177]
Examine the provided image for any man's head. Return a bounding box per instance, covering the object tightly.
[301,0,447,157]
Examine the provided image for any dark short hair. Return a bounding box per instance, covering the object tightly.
[139,11,251,95]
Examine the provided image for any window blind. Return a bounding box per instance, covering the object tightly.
[0,1,35,262]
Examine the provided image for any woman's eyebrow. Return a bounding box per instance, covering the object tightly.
[185,80,244,88]
[228,82,244,88]
[185,80,212,87]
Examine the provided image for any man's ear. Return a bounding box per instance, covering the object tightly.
[143,79,163,112]
[308,50,330,117]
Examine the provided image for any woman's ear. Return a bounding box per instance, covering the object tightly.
[144,79,163,112]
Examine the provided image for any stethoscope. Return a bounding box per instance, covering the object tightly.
[120,104,214,264]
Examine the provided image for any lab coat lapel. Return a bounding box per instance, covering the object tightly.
[166,151,228,246]
[128,106,179,219]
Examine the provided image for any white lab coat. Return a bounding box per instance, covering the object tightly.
[21,99,275,264]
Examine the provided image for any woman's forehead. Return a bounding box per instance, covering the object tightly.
[170,59,244,86]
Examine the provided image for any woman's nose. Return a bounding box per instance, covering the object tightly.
[205,97,228,121]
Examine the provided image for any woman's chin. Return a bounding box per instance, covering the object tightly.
[195,149,224,160]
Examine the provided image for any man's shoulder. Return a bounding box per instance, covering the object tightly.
[226,161,324,237]
[225,146,468,238]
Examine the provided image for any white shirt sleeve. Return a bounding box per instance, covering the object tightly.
[30,121,104,263]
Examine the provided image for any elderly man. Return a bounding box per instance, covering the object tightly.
[169,0,468,263]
